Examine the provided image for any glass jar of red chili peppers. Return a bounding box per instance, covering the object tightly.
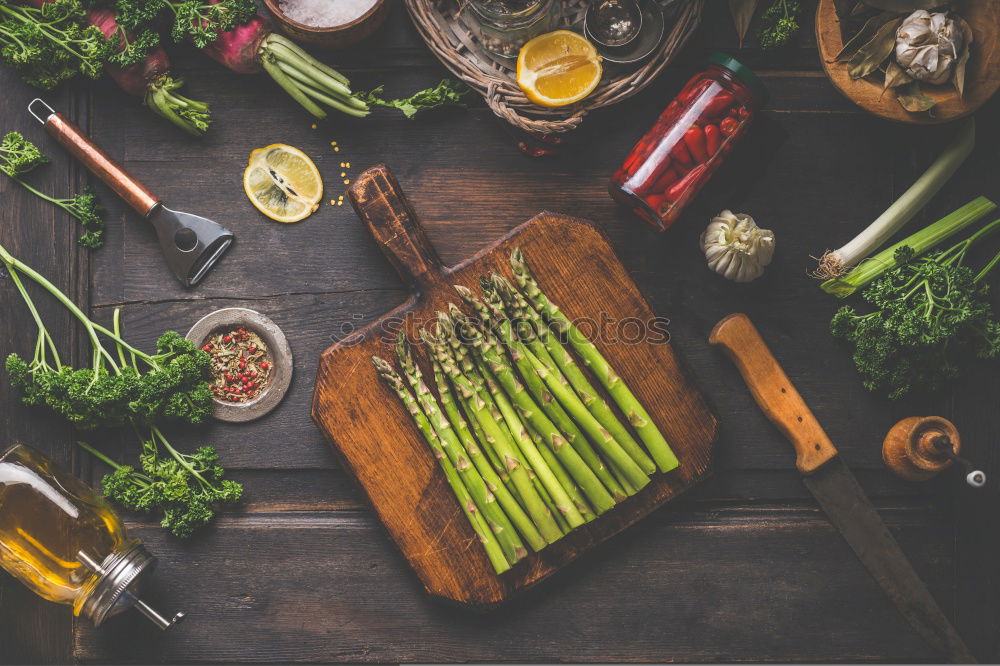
[609,53,767,231]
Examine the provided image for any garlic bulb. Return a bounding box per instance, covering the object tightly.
[895,10,963,85]
[700,210,774,283]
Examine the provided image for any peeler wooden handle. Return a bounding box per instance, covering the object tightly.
[29,99,160,216]
[708,313,838,475]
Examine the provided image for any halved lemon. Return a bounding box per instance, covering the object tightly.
[243,144,323,223]
[516,30,603,108]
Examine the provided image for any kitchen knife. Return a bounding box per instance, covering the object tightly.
[709,313,976,664]
[27,99,234,288]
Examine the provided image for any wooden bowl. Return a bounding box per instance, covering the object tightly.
[262,0,390,50]
[816,0,1000,124]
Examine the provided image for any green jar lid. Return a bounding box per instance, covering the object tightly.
[708,52,768,102]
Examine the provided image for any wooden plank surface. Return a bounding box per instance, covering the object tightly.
[1,0,999,662]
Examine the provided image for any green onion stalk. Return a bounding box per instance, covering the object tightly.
[815,118,976,280]
[196,14,369,120]
[822,196,997,297]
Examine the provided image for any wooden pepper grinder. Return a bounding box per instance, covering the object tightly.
[883,416,986,487]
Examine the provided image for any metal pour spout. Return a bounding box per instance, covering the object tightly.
[77,549,186,630]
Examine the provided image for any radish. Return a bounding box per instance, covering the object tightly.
[161,0,368,119]
[29,0,211,136]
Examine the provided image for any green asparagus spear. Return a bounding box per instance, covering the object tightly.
[372,356,510,574]
[457,308,619,514]
[396,334,527,564]
[459,283,629,502]
[520,343,650,490]
[427,324,562,546]
[526,421,595,522]
[476,356,585,528]
[431,355,513,495]
[510,247,679,473]
[492,273,657,475]
[423,328,548,551]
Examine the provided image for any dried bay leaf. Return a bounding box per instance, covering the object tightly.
[847,17,903,79]
[897,81,936,112]
[883,59,911,89]
[952,15,973,98]
[728,0,759,48]
[835,11,901,62]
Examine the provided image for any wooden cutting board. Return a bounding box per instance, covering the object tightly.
[311,164,718,607]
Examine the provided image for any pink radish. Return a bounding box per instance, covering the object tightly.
[30,0,211,136]
[165,0,368,119]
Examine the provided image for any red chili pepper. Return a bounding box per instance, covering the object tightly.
[720,116,739,136]
[683,126,709,163]
[701,92,735,118]
[651,167,679,193]
[704,123,721,155]
[644,194,665,213]
[678,77,713,104]
[669,139,693,166]
[665,165,707,201]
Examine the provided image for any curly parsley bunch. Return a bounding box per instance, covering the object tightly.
[0,0,110,89]
[0,132,105,248]
[2,244,238,537]
[832,243,1000,400]
[82,431,243,538]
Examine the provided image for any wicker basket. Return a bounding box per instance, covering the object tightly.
[405,0,705,135]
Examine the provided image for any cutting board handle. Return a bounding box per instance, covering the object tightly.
[348,164,443,292]
[709,313,838,475]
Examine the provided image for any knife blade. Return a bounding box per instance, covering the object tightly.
[709,313,976,664]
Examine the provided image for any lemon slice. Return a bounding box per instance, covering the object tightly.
[516,30,603,108]
[243,144,323,223]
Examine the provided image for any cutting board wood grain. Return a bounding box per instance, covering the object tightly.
[311,164,718,607]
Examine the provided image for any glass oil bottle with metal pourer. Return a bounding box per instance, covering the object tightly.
[0,443,184,629]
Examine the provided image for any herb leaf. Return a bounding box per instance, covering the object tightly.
[896,80,936,112]
[847,17,902,79]
[835,11,901,62]
[357,79,471,119]
[728,0,759,48]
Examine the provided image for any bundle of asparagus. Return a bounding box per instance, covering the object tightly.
[372,248,679,574]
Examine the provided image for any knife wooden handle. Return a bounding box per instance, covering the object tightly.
[43,112,160,216]
[709,313,838,475]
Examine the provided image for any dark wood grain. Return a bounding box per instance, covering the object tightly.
[3,0,1000,661]
[311,165,717,605]
[72,506,953,663]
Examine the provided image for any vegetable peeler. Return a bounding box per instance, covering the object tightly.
[28,99,234,288]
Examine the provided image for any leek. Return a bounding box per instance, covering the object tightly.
[821,195,996,297]
[815,117,975,279]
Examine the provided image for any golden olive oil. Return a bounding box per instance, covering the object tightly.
[0,444,124,614]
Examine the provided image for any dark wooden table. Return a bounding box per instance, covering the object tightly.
[3,2,999,663]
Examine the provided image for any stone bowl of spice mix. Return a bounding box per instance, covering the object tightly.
[186,308,294,423]
[263,0,390,50]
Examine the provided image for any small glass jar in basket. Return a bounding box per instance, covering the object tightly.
[609,53,767,231]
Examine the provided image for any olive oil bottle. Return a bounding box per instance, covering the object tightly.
[0,443,183,628]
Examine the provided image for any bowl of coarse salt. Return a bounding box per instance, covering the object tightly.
[263,0,390,49]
